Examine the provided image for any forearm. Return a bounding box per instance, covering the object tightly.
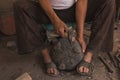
[39,0,60,25]
[76,0,88,39]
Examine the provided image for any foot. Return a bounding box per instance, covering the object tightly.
[41,48,59,76]
[46,62,59,76]
[77,52,93,76]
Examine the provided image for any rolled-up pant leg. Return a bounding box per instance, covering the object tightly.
[13,0,51,54]
[86,0,116,53]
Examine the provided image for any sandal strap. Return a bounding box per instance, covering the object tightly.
[78,60,91,68]
[77,60,94,76]
[45,62,60,77]
[45,62,57,69]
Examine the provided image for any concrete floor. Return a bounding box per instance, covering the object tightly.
[0,22,120,80]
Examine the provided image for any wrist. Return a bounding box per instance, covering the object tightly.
[77,26,84,37]
[77,33,84,39]
[51,16,60,25]
[76,35,84,42]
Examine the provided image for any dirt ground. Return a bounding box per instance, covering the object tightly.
[0,22,120,80]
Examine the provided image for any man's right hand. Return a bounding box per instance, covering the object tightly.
[39,0,68,38]
[53,20,69,38]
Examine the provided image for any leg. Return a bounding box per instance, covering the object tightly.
[13,0,50,54]
[13,0,58,76]
[78,0,116,75]
[41,48,59,76]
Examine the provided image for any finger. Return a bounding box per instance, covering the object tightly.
[64,26,69,37]
[56,29,64,37]
[81,43,86,53]
[64,32,68,38]
[82,45,86,53]
[58,28,65,37]
[83,49,85,53]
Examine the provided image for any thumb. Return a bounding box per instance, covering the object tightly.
[82,49,85,53]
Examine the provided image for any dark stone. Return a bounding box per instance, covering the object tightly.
[51,29,84,71]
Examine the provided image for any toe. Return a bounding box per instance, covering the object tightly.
[86,68,89,73]
[83,67,89,73]
[47,68,51,74]
[47,68,54,74]
[53,68,59,75]
[79,66,84,73]
[50,68,54,74]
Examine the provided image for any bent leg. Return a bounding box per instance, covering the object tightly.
[86,0,116,53]
[77,0,116,75]
[13,0,59,76]
[13,0,50,54]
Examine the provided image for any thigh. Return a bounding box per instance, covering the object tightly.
[14,0,51,24]
[85,0,110,22]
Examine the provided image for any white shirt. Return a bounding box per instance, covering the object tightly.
[50,0,76,10]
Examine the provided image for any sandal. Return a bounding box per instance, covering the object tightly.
[76,60,94,76]
[45,62,59,77]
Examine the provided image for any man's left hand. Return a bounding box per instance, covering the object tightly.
[76,37,86,53]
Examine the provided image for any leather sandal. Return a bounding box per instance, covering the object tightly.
[45,62,59,77]
[76,60,94,76]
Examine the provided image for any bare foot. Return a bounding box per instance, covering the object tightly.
[77,51,93,74]
[46,62,59,76]
[41,48,59,76]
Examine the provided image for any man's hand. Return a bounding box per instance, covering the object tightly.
[75,0,88,53]
[76,36,86,53]
[39,0,68,38]
[54,20,69,37]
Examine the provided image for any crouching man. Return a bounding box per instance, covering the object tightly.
[13,0,116,76]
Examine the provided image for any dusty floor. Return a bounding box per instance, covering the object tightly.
[0,22,120,80]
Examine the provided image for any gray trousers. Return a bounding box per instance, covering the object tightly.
[13,0,116,54]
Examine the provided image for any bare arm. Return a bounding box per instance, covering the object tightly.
[38,0,60,25]
[76,0,88,39]
[38,0,68,37]
[76,0,88,52]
